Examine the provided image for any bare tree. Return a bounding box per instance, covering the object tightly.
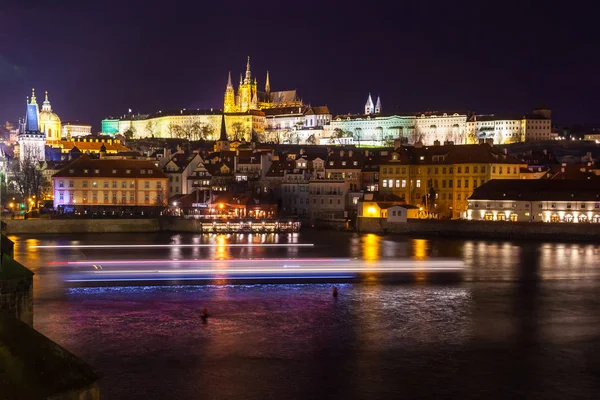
[168,123,181,139]
[200,124,215,141]
[145,121,155,138]
[10,150,49,211]
[231,122,246,141]
[306,134,316,145]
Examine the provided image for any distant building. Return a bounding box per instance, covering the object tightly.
[62,121,92,138]
[466,179,600,223]
[101,109,264,142]
[466,106,554,144]
[324,107,468,147]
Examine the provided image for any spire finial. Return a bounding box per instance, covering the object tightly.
[30,88,37,104]
[227,71,232,87]
[244,56,251,84]
[45,90,48,101]
[265,71,270,93]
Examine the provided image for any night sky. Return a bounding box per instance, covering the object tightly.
[1,0,599,131]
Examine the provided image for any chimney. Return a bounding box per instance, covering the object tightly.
[348,150,353,157]
[503,148,508,155]
[340,150,345,157]
[434,140,440,146]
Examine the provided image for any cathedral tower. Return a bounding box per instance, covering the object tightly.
[374,96,382,114]
[237,56,258,112]
[365,93,375,115]
[224,72,237,113]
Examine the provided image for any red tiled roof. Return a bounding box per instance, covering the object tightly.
[52,154,167,179]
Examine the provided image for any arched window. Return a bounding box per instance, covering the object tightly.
[509,213,518,222]
[564,214,574,223]
[550,214,560,223]
[593,215,600,223]
[484,212,493,221]
[578,214,588,223]
[497,213,506,221]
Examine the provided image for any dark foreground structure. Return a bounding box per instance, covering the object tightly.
[0,232,102,400]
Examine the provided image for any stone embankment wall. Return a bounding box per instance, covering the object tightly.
[357,218,600,241]
[2,218,161,234]
[160,218,203,233]
[0,270,33,326]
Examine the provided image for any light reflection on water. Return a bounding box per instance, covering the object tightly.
[7,231,600,399]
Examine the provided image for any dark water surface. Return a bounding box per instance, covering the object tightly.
[10,230,600,399]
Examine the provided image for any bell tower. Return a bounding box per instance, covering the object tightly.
[18,88,46,164]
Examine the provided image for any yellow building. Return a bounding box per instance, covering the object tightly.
[380,143,527,219]
[106,110,264,142]
[52,154,168,212]
[38,91,61,143]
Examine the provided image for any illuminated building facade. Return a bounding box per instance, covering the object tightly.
[379,143,527,219]
[324,104,468,147]
[52,154,168,212]
[466,179,600,223]
[61,122,92,138]
[466,107,554,144]
[101,110,264,142]
[263,106,331,144]
[223,57,302,113]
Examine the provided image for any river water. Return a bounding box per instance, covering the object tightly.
[9,230,600,399]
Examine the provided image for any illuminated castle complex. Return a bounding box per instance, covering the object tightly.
[224,57,302,113]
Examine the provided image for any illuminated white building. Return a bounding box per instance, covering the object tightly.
[466,179,600,223]
[324,110,468,146]
[466,106,554,144]
[62,122,92,138]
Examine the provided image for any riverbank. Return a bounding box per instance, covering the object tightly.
[357,217,600,241]
[5,217,600,242]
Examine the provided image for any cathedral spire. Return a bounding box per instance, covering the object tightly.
[365,93,374,115]
[375,95,382,114]
[239,73,243,86]
[244,56,251,84]
[30,88,37,105]
[265,71,270,93]
[227,71,233,88]
[42,91,52,112]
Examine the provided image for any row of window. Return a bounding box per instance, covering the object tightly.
[474,202,600,209]
[71,168,155,175]
[58,192,153,202]
[283,185,308,192]
[383,178,486,189]
[58,180,161,189]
